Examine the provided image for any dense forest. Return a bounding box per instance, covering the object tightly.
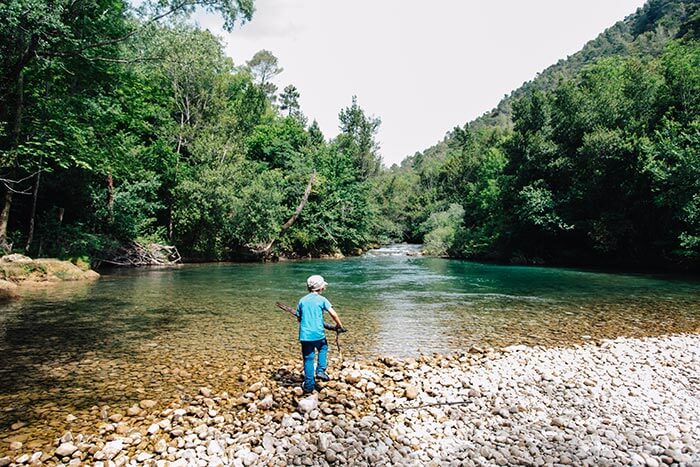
[0,0,698,270]
[0,0,383,262]
[377,0,700,270]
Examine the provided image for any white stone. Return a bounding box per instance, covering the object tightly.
[262,433,275,452]
[297,395,319,414]
[155,439,168,453]
[102,439,123,460]
[258,395,274,410]
[55,442,78,457]
[207,440,224,456]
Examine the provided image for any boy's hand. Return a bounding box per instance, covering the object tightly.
[335,325,347,333]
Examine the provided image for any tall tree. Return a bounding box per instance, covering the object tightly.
[337,96,382,179]
[246,49,282,101]
[280,84,302,118]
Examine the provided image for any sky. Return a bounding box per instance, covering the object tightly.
[195,0,648,166]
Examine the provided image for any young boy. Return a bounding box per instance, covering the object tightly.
[296,274,344,393]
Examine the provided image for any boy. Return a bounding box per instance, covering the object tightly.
[296,274,345,393]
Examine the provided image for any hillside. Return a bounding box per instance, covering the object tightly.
[470,0,699,131]
[397,0,697,170]
[377,0,699,269]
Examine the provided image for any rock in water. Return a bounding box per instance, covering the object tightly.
[139,399,157,410]
[0,280,18,300]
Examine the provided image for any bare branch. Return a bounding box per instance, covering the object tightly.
[0,182,32,195]
[0,170,41,185]
[249,171,317,255]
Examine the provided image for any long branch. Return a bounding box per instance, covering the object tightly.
[280,171,317,232]
[251,171,317,254]
[78,0,198,52]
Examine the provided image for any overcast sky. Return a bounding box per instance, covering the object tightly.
[195,0,647,166]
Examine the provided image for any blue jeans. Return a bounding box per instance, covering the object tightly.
[301,338,328,391]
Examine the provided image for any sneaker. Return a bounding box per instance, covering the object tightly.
[316,371,331,382]
[302,385,315,394]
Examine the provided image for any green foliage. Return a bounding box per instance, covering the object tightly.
[337,96,382,179]
[420,204,465,257]
[0,0,389,262]
[92,177,164,243]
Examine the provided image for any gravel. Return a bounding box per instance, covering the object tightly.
[5,334,700,466]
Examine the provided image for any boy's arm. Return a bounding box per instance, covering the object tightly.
[327,307,343,328]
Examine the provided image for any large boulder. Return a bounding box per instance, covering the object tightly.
[0,254,33,264]
[0,255,99,288]
[34,259,100,281]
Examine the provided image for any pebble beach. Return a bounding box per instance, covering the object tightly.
[2,334,699,466]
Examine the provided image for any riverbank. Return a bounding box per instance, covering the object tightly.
[2,334,698,466]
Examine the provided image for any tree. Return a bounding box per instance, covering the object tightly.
[246,49,283,101]
[280,84,303,120]
[337,96,382,179]
[0,0,255,252]
[307,120,325,147]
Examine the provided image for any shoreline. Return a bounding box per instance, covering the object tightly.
[99,253,700,282]
[2,334,699,466]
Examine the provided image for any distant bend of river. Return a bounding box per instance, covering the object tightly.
[1,251,699,441]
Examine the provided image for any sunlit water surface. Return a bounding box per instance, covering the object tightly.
[1,251,700,452]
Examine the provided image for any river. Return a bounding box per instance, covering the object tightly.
[1,249,700,451]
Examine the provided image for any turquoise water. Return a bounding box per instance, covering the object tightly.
[1,255,699,446]
[2,256,700,364]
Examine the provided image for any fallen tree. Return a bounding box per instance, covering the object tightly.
[96,241,182,267]
[249,171,317,258]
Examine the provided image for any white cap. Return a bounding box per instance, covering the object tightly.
[307,275,328,291]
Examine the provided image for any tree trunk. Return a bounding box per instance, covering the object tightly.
[0,190,13,253]
[25,162,42,252]
[0,72,24,253]
[106,170,114,223]
[168,205,174,241]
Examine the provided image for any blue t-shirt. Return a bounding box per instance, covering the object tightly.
[296,293,332,342]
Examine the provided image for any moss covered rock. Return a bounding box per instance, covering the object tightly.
[0,255,100,300]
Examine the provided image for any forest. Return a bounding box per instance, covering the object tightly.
[0,0,698,270]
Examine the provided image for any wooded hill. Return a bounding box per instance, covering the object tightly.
[476,0,699,130]
[376,0,699,270]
